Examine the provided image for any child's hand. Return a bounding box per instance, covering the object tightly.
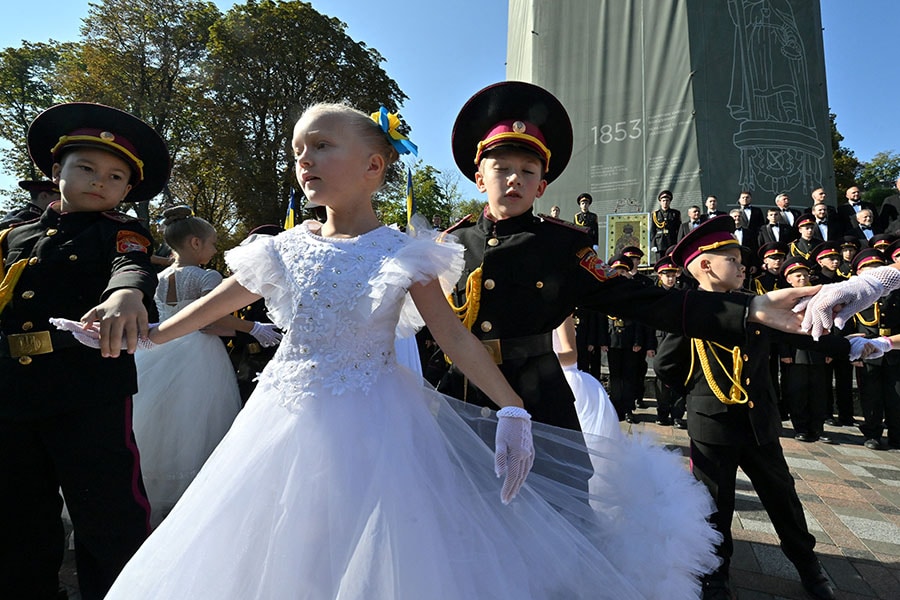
[79,289,149,357]
[50,317,157,351]
[494,406,535,504]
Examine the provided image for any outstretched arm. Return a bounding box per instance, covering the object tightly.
[150,277,262,345]
[747,286,820,335]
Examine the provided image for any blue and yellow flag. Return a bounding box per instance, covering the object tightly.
[406,166,415,231]
[284,188,296,230]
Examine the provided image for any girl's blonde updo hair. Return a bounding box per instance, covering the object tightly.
[160,205,216,251]
[297,103,400,184]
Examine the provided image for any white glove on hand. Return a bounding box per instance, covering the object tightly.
[848,336,893,361]
[49,317,157,350]
[798,267,898,339]
[249,321,282,347]
[494,406,535,504]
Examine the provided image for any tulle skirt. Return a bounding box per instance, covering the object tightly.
[132,330,242,526]
[562,363,623,439]
[109,366,718,599]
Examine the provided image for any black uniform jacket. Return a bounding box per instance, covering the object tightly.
[0,207,157,420]
[655,292,850,446]
[441,209,758,428]
[0,203,44,230]
[855,289,900,367]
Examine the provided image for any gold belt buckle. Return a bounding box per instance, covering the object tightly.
[879,328,892,336]
[482,339,502,365]
[248,342,262,355]
[8,331,53,358]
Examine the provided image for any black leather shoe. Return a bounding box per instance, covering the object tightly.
[795,433,812,442]
[824,417,838,427]
[864,438,883,450]
[656,417,673,426]
[634,399,646,409]
[838,418,856,426]
[673,418,687,429]
[817,434,834,444]
[625,412,636,424]
[799,566,835,600]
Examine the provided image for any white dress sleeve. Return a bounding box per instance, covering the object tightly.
[371,218,465,338]
[224,234,292,330]
[198,268,224,295]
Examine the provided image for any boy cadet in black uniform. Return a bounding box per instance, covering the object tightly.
[852,249,900,450]
[0,103,169,599]
[0,180,61,230]
[753,241,789,420]
[650,189,681,262]
[651,255,686,428]
[837,236,861,280]
[655,216,846,600]
[438,80,825,433]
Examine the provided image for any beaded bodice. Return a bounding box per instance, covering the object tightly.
[250,224,412,405]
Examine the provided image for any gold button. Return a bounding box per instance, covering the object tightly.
[46,228,58,236]
[483,279,495,290]
[745,378,750,385]
[28,257,38,266]
[487,238,499,247]
[748,401,754,409]
[753,330,760,335]
[742,354,749,361]
[21,290,35,300]
[535,281,544,289]
[22,321,33,331]
[480,321,493,332]
[18,356,32,365]
[69,254,78,261]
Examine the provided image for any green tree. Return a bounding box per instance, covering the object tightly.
[859,150,900,190]
[205,0,406,227]
[829,112,861,196]
[0,41,69,202]
[55,0,222,224]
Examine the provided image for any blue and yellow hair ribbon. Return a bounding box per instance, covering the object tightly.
[371,107,418,156]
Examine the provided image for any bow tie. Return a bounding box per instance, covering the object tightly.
[861,225,871,230]
[817,221,826,225]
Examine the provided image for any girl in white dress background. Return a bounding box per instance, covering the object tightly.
[104,104,721,599]
[132,206,280,526]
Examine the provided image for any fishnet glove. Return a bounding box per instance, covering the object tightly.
[800,266,900,339]
[848,336,893,361]
[495,406,535,504]
[49,317,157,350]
[250,321,282,347]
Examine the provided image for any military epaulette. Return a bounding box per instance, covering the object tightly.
[537,213,590,234]
[102,210,139,223]
[445,214,476,234]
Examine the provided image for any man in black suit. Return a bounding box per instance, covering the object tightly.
[758,207,795,246]
[678,205,703,240]
[729,209,760,279]
[847,208,882,245]
[879,176,900,233]
[837,186,878,236]
[774,193,801,228]
[702,195,727,221]
[811,202,841,241]
[736,191,765,238]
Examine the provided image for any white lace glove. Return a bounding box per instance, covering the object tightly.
[799,266,900,339]
[848,336,893,361]
[494,406,535,504]
[49,317,158,350]
[249,321,282,347]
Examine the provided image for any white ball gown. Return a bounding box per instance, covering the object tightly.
[132,265,242,526]
[108,221,720,599]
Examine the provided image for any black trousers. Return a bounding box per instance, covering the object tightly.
[606,348,642,420]
[690,438,817,581]
[652,357,684,420]
[782,362,829,437]
[859,362,900,446]
[0,399,150,600]
[824,358,854,423]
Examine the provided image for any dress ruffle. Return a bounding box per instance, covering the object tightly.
[224,234,292,330]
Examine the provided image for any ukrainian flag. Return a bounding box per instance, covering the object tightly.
[406,167,415,231]
[284,188,296,230]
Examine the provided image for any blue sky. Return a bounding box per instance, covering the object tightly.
[1,0,897,200]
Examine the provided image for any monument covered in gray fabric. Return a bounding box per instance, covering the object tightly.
[508,0,833,248]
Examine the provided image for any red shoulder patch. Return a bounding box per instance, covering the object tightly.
[116,230,150,254]
[576,247,614,282]
[539,214,590,234]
